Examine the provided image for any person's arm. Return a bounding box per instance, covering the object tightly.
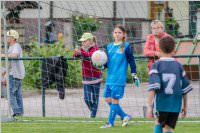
[125,44,140,87]
[146,63,161,119]
[1,45,20,58]
[181,94,188,118]
[125,44,136,74]
[80,46,98,57]
[180,64,193,118]
[143,35,156,56]
[147,90,155,119]
[1,53,19,58]
[73,48,81,57]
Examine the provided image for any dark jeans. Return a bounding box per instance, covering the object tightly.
[9,75,24,115]
[83,82,101,117]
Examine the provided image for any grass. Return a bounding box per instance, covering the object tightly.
[2,118,200,133]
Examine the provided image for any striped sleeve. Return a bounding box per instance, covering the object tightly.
[148,63,161,91]
[179,64,193,95]
[181,70,193,95]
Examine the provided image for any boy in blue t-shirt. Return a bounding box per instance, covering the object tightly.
[146,36,193,133]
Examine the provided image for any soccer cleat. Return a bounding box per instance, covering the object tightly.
[100,122,113,128]
[122,115,132,127]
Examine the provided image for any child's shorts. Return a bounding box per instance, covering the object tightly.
[156,111,179,129]
[103,85,125,99]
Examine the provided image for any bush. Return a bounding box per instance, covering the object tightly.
[23,41,82,89]
[72,15,101,47]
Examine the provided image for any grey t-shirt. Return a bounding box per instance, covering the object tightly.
[8,43,25,79]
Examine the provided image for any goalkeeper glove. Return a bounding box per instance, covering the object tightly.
[93,64,105,70]
[132,73,140,87]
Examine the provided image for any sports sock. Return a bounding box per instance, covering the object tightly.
[108,103,117,126]
[116,104,126,119]
[154,124,162,133]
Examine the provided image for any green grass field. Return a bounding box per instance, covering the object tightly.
[2,118,200,133]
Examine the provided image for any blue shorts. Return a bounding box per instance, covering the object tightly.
[103,85,125,99]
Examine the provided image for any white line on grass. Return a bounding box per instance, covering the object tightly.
[16,119,200,123]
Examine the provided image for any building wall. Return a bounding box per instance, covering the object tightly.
[20,2,50,18]
[20,1,149,19]
[14,1,190,50]
[117,1,149,18]
[168,1,189,36]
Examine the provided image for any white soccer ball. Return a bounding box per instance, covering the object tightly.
[91,50,107,66]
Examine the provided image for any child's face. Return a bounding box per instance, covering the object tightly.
[113,28,125,42]
[81,39,93,48]
[151,24,163,36]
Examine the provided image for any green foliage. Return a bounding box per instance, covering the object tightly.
[135,59,149,82]
[127,59,148,83]
[23,41,82,89]
[72,15,101,46]
[65,59,82,88]
[165,17,180,37]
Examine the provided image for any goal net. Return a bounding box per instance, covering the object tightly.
[1,1,200,122]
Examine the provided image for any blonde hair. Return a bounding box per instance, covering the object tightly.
[151,20,164,28]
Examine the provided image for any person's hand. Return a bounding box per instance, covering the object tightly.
[1,80,6,85]
[181,108,187,118]
[73,48,81,57]
[155,52,160,57]
[146,106,153,120]
[132,73,140,87]
[93,64,105,70]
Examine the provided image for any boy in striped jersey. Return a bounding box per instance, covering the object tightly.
[146,36,193,133]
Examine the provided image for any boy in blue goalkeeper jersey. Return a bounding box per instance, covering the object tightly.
[146,36,193,133]
[100,24,140,128]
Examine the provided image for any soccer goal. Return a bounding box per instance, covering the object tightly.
[1,1,200,124]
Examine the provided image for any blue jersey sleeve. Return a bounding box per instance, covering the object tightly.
[181,69,193,95]
[148,63,161,91]
[125,44,136,74]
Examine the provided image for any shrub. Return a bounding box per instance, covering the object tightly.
[23,41,82,89]
[72,15,101,47]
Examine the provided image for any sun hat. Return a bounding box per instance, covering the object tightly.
[79,33,93,41]
[7,29,19,39]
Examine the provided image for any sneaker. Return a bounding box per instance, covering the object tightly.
[100,122,113,128]
[12,113,22,117]
[88,111,96,118]
[122,115,132,127]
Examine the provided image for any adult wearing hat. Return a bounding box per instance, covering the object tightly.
[2,29,25,117]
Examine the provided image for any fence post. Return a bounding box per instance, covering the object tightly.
[198,56,200,108]
[41,59,46,117]
[38,0,41,46]
[42,86,46,117]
